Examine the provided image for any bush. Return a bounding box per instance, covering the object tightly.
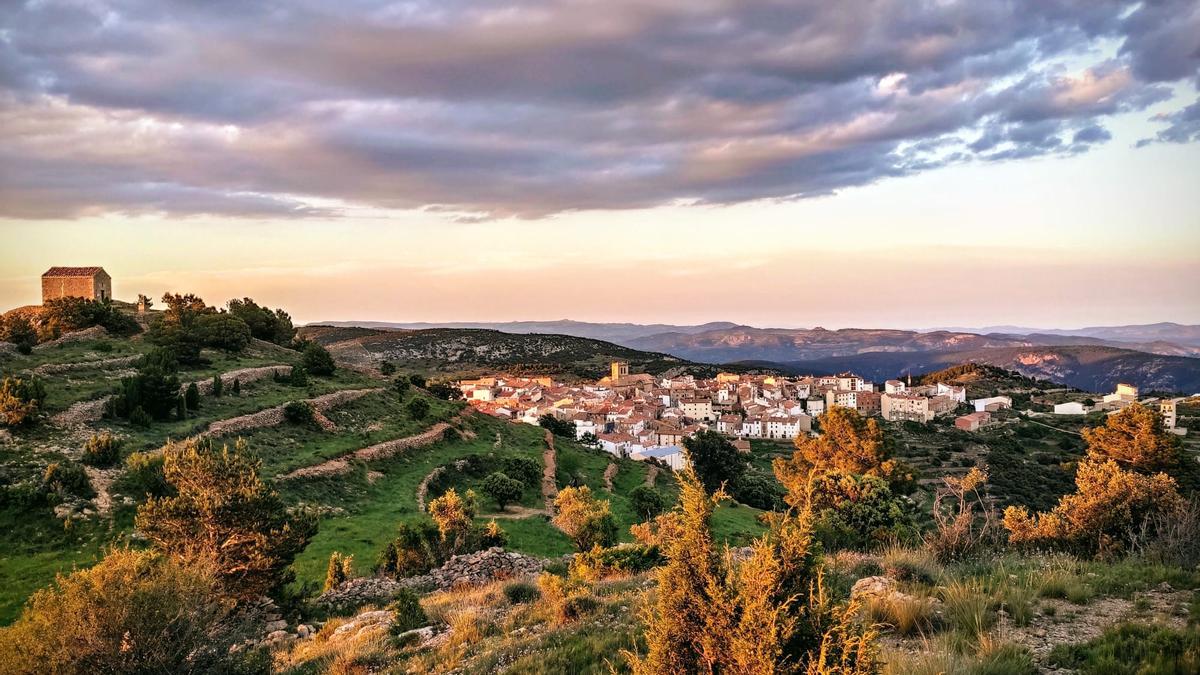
[135,438,318,598]
[41,461,94,500]
[323,551,354,592]
[226,298,295,345]
[392,377,410,397]
[538,413,575,438]
[211,374,223,397]
[379,360,396,375]
[406,397,430,420]
[184,382,201,411]
[283,400,316,427]
[107,348,180,423]
[426,382,461,400]
[388,588,428,635]
[0,313,37,353]
[629,485,669,520]
[81,432,121,468]
[1048,622,1200,674]
[0,549,259,674]
[377,521,440,579]
[481,471,524,510]
[809,471,915,550]
[503,581,541,605]
[288,365,308,387]
[195,313,251,352]
[729,471,784,511]
[408,373,426,388]
[553,486,618,551]
[558,594,601,623]
[128,405,151,429]
[301,342,336,376]
[501,456,542,487]
[123,451,170,497]
[0,377,45,428]
[863,593,938,636]
[40,297,140,337]
[572,544,664,581]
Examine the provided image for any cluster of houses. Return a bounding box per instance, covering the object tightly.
[1048,383,1188,435]
[458,363,1003,467]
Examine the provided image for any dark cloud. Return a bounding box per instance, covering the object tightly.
[0,0,1197,218]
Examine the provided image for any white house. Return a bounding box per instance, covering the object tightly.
[632,445,689,471]
[972,396,1012,412]
[739,417,763,438]
[936,383,967,404]
[1053,401,1086,415]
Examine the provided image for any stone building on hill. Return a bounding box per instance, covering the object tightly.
[41,267,112,303]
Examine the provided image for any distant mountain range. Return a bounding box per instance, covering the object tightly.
[305,320,1200,393]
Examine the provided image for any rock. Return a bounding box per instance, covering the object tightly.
[266,630,291,642]
[264,619,288,632]
[297,624,312,638]
[850,576,898,602]
[394,625,437,646]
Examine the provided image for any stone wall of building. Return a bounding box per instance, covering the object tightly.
[42,275,98,302]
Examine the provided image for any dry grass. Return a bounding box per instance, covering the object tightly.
[864,593,939,636]
[940,579,996,635]
[880,545,941,584]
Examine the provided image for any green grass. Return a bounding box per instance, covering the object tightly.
[1048,622,1200,674]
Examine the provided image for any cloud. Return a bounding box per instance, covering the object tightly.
[0,0,1197,219]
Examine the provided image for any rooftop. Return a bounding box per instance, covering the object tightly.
[42,266,107,278]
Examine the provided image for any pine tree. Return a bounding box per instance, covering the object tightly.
[231,378,241,396]
[184,383,200,411]
[211,374,223,397]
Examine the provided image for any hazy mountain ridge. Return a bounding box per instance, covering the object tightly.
[753,345,1200,394]
[930,322,1200,347]
[308,319,741,344]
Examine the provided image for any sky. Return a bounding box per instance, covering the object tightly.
[2,0,1199,329]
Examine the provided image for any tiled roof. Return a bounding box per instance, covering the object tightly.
[42,266,106,277]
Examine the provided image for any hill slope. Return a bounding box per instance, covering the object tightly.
[760,345,1200,394]
[298,325,758,379]
[308,319,739,344]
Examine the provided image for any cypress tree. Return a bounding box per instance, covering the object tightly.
[211,374,223,397]
[184,383,201,411]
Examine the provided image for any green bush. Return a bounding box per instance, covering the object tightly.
[81,432,122,468]
[557,594,601,623]
[501,456,542,487]
[503,581,541,605]
[1048,622,1200,674]
[406,397,430,420]
[283,400,316,427]
[124,451,171,497]
[481,471,524,510]
[388,588,428,635]
[301,342,336,376]
[195,313,251,352]
[41,461,94,500]
[184,382,201,411]
[288,365,308,387]
[629,485,669,520]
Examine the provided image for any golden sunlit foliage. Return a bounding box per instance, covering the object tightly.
[775,407,897,508]
[553,485,618,551]
[0,549,260,675]
[626,469,877,674]
[428,487,477,552]
[1081,403,1179,471]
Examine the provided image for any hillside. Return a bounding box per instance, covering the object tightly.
[627,326,1029,362]
[309,319,740,344]
[760,345,1200,394]
[297,325,760,380]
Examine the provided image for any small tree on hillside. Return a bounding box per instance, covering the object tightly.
[782,406,893,479]
[428,488,477,553]
[393,377,410,397]
[288,365,308,387]
[682,430,744,494]
[184,382,201,411]
[0,377,43,428]
[135,438,318,598]
[1,313,37,354]
[553,486,618,551]
[406,397,430,420]
[195,313,251,352]
[408,373,427,389]
[1082,403,1179,471]
[629,485,668,520]
[482,472,524,510]
[231,378,241,396]
[538,413,575,438]
[211,374,223,397]
[301,342,336,376]
[323,551,354,592]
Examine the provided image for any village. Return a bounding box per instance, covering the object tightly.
[458,361,1007,469]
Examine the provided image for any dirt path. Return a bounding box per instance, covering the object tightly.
[603,462,618,492]
[205,387,381,438]
[644,465,660,488]
[480,505,548,519]
[84,466,119,517]
[276,412,466,481]
[541,430,559,513]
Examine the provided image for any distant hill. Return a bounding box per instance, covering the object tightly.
[627,326,1029,363]
[754,345,1200,394]
[307,319,740,344]
[298,325,763,380]
[928,322,1200,348]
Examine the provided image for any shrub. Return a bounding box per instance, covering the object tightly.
[503,581,541,605]
[940,579,996,635]
[925,467,996,562]
[0,377,45,427]
[1003,459,1184,556]
[195,313,251,352]
[211,374,223,397]
[288,365,308,387]
[388,588,428,635]
[184,382,201,411]
[231,378,241,396]
[1082,403,1180,471]
[481,471,523,510]
[426,382,461,400]
[0,549,258,674]
[475,519,508,549]
[809,471,915,550]
[1048,622,1200,674]
[81,432,121,468]
[778,406,893,480]
[107,348,180,422]
[226,298,295,345]
[123,450,170,497]
[729,471,784,510]
[863,593,938,636]
[629,485,669,520]
[406,397,430,420]
[572,544,663,581]
[682,429,745,495]
[283,400,316,427]
[428,488,477,552]
[323,551,353,592]
[553,486,618,551]
[301,342,336,376]
[538,413,575,438]
[0,313,36,353]
[880,546,939,585]
[558,594,601,623]
[377,521,440,579]
[40,297,140,337]
[392,377,410,397]
[135,438,318,598]
[500,456,542,486]
[379,360,396,375]
[128,405,151,429]
[408,373,426,388]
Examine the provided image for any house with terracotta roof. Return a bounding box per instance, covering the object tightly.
[41,266,112,303]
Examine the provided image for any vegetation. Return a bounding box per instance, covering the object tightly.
[538,413,575,438]
[39,296,140,338]
[0,377,45,428]
[553,486,618,551]
[80,432,121,468]
[135,438,318,598]
[682,429,744,494]
[323,551,353,592]
[481,472,523,510]
[301,342,336,376]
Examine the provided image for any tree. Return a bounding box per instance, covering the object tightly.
[323,551,354,592]
[682,430,745,494]
[393,377,411,397]
[0,549,260,674]
[482,472,524,510]
[1082,403,1179,471]
[408,373,426,389]
[406,397,430,420]
[427,381,462,400]
[625,469,877,675]
[184,382,201,411]
[135,438,317,598]
[427,488,477,553]
[195,313,251,352]
[579,431,600,449]
[301,342,336,376]
[379,360,396,375]
[1003,458,1183,556]
[231,378,241,396]
[0,377,43,428]
[377,521,440,579]
[538,413,576,438]
[211,374,223,397]
[108,348,180,422]
[630,485,668,520]
[226,297,295,345]
[283,400,316,426]
[1,313,37,354]
[145,321,204,366]
[806,471,914,549]
[288,365,308,387]
[781,406,892,480]
[160,292,210,326]
[553,486,618,551]
[39,297,140,337]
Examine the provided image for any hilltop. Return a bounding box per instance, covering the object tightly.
[297,325,764,380]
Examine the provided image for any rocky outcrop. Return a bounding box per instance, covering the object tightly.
[316,547,551,610]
